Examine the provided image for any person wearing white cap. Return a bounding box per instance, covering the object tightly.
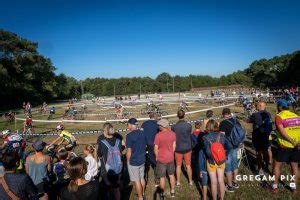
[154,119,176,199]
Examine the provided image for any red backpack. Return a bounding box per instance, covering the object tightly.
[208,134,226,165]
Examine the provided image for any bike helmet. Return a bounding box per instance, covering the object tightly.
[56,124,65,131]
[1,129,11,137]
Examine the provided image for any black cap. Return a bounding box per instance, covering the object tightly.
[222,108,231,115]
[128,118,138,125]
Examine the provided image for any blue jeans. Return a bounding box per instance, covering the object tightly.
[225,147,239,173]
[200,171,208,186]
[198,149,208,185]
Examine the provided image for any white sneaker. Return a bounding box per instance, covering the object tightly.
[176,182,181,186]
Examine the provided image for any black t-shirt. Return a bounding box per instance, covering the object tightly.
[249,111,272,135]
[219,118,241,137]
[0,173,38,200]
[60,180,99,200]
[97,133,124,161]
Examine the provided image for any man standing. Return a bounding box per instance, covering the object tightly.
[171,110,193,186]
[126,118,147,200]
[219,108,241,192]
[141,113,159,185]
[154,119,176,199]
[271,99,300,194]
[248,102,273,174]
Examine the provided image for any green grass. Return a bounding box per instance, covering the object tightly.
[1,100,300,199]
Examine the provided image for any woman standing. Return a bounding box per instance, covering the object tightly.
[203,120,232,200]
[26,140,51,200]
[60,157,99,200]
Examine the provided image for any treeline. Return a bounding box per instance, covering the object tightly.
[0,29,299,109]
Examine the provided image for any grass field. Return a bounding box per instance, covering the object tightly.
[0,98,299,200]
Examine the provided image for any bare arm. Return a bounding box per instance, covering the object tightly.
[278,124,297,147]
[126,148,132,165]
[25,156,30,173]
[0,142,6,149]
[154,145,158,160]
[173,141,176,152]
[46,156,51,171]
[49,137,62,146]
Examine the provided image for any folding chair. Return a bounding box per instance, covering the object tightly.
[238,144,250,169]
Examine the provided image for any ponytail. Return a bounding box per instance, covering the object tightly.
[85,144,97,161]
[66,157,87,193]
[68,180,78,192]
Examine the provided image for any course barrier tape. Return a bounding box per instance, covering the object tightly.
[15,103,235,124]
[19,117,224,137]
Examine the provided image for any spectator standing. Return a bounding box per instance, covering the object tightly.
[53,148,70,197]
[203,120,232,200]
[198,124,209,200]
[141,112,159,185]
[248,102,273,174]
[219,108,242,192]
[271,99,300,194]
[60,157,100,200]
[0,151,38,200]
[97,122,124,200]
[83,144,98,181]
[26,140,51,200]
[154,119,176,199]
[126,118,147,200]
[171,110,193,186]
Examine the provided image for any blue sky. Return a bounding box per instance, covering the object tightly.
[0,0,299,79]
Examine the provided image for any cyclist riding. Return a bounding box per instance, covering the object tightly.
[147,101,159,112]
[115,103,124,119]
[48,124,77,151]
[50,106,56,115]
[179,100,189,111]
[23,115,34,134]
[1,129,26,170]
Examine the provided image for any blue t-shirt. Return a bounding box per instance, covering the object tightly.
[141,120,159,146]
[126,130,147,166]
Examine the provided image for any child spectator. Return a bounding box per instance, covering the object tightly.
[195,122,209,200]
[53,148,70,197]
[83,144,99,181]
[191,121,203,177]
[203,120,231,200]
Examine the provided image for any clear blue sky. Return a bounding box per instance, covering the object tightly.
[0,0,299,80]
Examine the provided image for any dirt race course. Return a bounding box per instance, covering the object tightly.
[1,94,300,200]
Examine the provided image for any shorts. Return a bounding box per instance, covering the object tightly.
[207,161,225,172]
[175,151,192,166]
[225,148,239,173]
[252,133,270,151]
[200,171,208,186]
[156,161,175,178]
[275,148,300,163]
[127,164,145,182]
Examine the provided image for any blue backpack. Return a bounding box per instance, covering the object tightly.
[227,119,246,148]
[101,139,123,175]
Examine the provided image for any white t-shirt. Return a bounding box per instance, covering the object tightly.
[85,155,98,181]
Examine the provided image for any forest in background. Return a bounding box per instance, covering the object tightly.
[0,29,299,109]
